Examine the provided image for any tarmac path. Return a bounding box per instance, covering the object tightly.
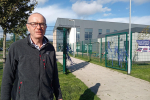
[56,52,150,100]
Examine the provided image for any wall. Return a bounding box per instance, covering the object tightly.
[69,28,76,44]
[54,18,149,42]
[53,30,57,51]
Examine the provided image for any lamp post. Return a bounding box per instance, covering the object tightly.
[69,19,76,57]
[128,0,131,74]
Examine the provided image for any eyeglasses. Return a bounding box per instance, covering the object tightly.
[27,22,47,28]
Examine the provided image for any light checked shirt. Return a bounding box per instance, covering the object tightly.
[30,36,47,50]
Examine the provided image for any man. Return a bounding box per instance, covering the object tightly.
[1,13,63,100]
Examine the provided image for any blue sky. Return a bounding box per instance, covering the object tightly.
[32,0,150,40]
[0,0,150,40]
[34,0,150,23]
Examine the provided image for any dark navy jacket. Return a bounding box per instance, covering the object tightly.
[1,35,62,100]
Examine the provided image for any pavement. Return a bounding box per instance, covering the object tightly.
[56,52,150,100]
[0,59,3,62]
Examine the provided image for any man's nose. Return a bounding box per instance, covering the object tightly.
[37,23,42,28]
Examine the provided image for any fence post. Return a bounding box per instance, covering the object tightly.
[100,38,102,63]
[73,43,74,57]
[130,32,132,70]
[125,32,128,71]
[13,33,16,42]
[63,28,67,73]
[77,42,78,57]
[118,35,120,67]
[82,41,83,57]
[99,40,100,62]
[90,39,91,60]
[87,44,88,56]
[105,36,107,67]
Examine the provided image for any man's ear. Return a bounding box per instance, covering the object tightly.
[26,24,30,31]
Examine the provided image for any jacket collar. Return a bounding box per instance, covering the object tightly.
[26,34,49,47]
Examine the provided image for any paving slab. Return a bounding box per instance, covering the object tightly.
[0,59,3,62]
[56,52,150,100]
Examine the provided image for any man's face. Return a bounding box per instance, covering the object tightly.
[26,14,47,40]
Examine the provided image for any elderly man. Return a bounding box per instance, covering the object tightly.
[1,13,63,100]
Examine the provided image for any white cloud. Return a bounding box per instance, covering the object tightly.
[126,7,129,9]
[36,0,48,5]
[98,16,150,25]
[71,0,150,17]
[0,27,22,40]
[103,13,112,16]
[0,27,3,39]
[98,0,150,4]
[0,27,2,31]
[72,1,111,16]
[45,34,53,41]
[6,34,13,40]
[33,5,77,24]
[132,0,150,4]
[0,29,13,40]
[0,27,3,33]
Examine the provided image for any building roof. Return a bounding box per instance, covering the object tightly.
[54,18,149,32]
[98,27,150,38]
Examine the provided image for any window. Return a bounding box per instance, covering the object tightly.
[76,28,80,42]
[85,28,93,40]
[89,32,92,38]
[58,35,63,39]
[56,29,69,52]
[57,29,63,35]
[85,32,88,40]
[106,29,110,33]
[98,29,102,35]
[56,29,63,41]
[114,30,117,32]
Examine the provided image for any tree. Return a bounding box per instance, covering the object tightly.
[6,33,22,50]
[0,38,3,48]
[0,0,37,69]
[11,18,29,39]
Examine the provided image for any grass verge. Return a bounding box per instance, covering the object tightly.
[57,61,100,100]
[0,62,3,100]
[0,54,2,59]
[74,55,150,83]
[0,62,100,100]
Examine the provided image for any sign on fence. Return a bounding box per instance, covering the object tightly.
[136,40,150,52]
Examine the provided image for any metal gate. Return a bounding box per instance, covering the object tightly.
[105,32,129,71]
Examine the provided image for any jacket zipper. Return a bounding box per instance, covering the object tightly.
[43,59,46,69]
[19,81,22,94]
[39,52,41,99]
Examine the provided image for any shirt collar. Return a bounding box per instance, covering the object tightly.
[30,36,47,50]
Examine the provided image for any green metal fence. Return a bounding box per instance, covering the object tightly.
[69,29,150,73]
[0,31,54,61]
[131,30,150,69]
[69,38,106,64]
[69,32,130,72]
[105,32,129,71]
[0,34,15,60]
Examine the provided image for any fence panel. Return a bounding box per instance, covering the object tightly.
[68,28,150,73]
[75,39,106,63]
[0,34,3,60]
[0,33,14,60]
[132,31,150,69]
[0,30,54,61]
[82,40,90,60]
[105,32,128,71]
[90,39,99,62]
